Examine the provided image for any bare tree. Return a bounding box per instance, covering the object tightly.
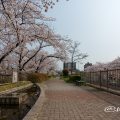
[69,41,88,74]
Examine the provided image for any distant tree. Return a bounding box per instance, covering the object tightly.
[85,57,120,72]
[69,41,88,74]
[84,62,107,72]
[62,69,69,76]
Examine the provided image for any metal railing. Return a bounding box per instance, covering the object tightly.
[82,69,120,91]
[0,73,12,84]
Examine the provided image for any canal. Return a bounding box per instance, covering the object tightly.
[0,84,40,120]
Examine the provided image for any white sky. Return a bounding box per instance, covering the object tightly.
[45,0,120,70]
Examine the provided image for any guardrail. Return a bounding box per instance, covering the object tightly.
[81,69,120,91]
[0,73,12,84]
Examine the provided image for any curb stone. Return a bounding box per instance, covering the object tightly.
[23,83,47,120]
[86,83,120,96]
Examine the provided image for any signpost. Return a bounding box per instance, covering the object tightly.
[12,71,18,83]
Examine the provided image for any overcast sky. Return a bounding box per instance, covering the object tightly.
[45,0,120,69]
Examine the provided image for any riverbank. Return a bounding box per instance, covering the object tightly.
[0,83,40,120]
[23,83,46,120]
[0,81,33,95]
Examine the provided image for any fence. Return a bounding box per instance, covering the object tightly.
[0,72,29,84]
[0,73,12,84]
[83,69,120,91]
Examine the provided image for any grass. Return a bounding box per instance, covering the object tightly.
[0,81,31,92]
[61,76,69,82]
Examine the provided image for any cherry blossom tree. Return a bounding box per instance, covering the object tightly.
[25,53,58,73]
[0,0,69,74]
[84,57,120,72]
[0,0,66,64]
[84,62,108,72]
[12,27,69,72]
[107,57,120,69]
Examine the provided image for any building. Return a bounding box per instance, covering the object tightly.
[63,62,76,71]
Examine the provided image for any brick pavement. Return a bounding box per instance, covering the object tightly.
[27,78,120,120]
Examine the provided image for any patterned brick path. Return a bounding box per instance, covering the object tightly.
[37,78,120,120]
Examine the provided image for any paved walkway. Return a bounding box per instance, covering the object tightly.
[25,78,120,120]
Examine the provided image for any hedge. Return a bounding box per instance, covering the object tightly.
[67,75,81,83]
[27,73,48,83]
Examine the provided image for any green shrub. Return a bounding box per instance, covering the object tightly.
[62,69,69,76]
[27,73,48,83]
[62,76,69,82]
[68,75,81,83]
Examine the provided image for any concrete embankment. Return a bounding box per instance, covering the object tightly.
[0,83,33,95]
[23,83,46,120]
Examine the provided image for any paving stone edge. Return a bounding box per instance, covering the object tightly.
[23,83,47,120]
[87,83,120,96]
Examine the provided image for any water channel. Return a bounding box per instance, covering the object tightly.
[0,84,40,120]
